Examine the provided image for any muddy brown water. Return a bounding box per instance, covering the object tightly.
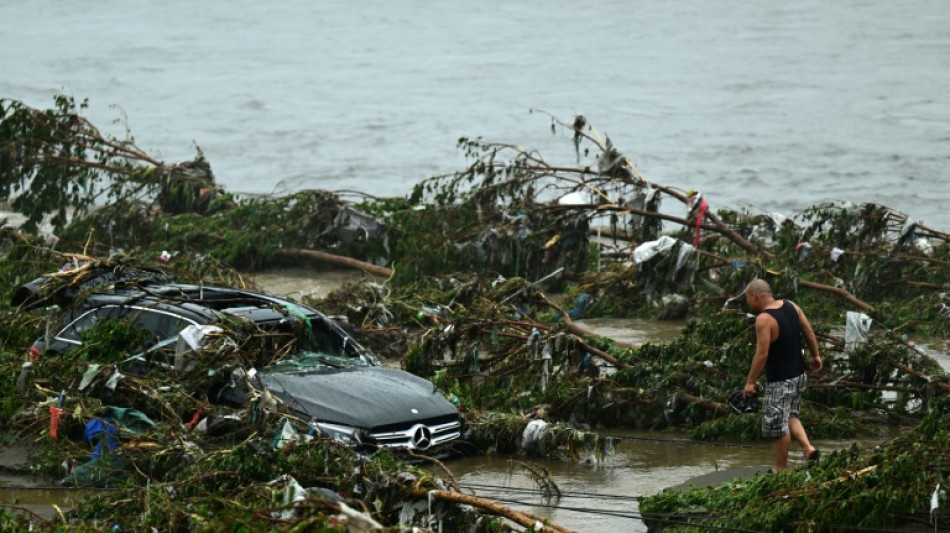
[0,270,936,530]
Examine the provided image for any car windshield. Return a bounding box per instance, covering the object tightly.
[268,350,370,373]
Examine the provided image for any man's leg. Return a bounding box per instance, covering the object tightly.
[773,433,791,472]
[789,417,816,457]
[762,380,792,472]
[788,376,818,461]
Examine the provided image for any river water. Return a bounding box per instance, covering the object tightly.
[2,0,949,229]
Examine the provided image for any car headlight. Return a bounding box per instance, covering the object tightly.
[312,421,362,446]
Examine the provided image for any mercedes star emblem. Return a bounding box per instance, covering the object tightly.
[411,425,433,450]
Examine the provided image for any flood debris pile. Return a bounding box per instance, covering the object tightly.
[0,257,570,533]
[1,96,391,274]
[640,397,950,531]
[2,96,950,530]
[303,118,948,438]
[360,269,943,442]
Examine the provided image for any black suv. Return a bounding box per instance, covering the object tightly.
[19,276,461,452]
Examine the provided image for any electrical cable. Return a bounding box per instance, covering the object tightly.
[470,493,767,533]
[601,432,766,450]
[463,483,937,532]
[460,482,640,501]
[460,482,770,532]
[0,485,118,492]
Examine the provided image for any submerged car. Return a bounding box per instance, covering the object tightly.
[18,276,462,451]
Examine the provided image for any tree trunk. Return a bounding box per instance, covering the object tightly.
[278,248,393,277]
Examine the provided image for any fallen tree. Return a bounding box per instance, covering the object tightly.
[2,97,949,531]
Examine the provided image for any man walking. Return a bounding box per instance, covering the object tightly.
[743,279,823,472]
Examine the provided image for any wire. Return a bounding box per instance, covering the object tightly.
[602,433,766,450]
[472,494,766,533]
[460,482,640,501]
[464,493,641,517]
[463,482,940,532]
[0,485,119,492]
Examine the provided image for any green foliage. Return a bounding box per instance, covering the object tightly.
[71,318,154,362]
[380,137,593,286]
[2,102,950,531]
[641,399,950,530]
[0,95,218,234]
[0,95,101,232]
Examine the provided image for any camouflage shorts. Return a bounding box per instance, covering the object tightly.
[761,373,807,439]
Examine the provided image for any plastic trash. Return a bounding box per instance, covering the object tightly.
[674,244,695,276]
[557,191,588,205]
[520,419,550,452]
[105,370,123,391]
[633,235,677,264]
[931,483,942,525]
[845,311,873,354]
[916,238,934,257]
[79,364,101,390]
[687,192,709,246]
[84,417,119,460]
[177,324,224,352]
[332,205,385,243]
[175,324,224,370]
[95,406,156,437]
[796,242,812,258]
[830,247,845,262]
[526,327,540,347]
[272,419,297,448]
[15,361,31,394]
[900,220,917,244]
[264,475,310,520]
[49,406,63,440]
[567,293,589,319]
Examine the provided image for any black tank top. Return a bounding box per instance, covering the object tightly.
[763,300,807,382]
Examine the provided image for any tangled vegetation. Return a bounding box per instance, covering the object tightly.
[640,397,950,531]
[1,96,949,531]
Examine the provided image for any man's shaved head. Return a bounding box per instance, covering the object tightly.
[746,279,772,296]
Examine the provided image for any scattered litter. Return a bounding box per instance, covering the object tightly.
[633,235,677,264]
[845,312,873,354]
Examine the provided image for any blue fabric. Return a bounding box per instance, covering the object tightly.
[568,293,589,319]
[84,417,119,460]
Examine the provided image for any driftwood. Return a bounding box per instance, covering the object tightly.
[547,203,767,259]
[812,381,917,393]
[404,449,460,492]
[795,279,875,313]
[639,183,770,260]
[412,489,572,533]
[894,255,950,267]
[537,292,631,369]
[678,393,730,415]
[278,248,393,278]
[915,223,950,242]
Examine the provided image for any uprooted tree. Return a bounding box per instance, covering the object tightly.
[2,96,950,531]
[3,96,949,437]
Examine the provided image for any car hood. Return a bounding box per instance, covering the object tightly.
[258,366,457,429]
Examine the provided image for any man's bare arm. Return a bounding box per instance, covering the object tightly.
[745,314,773,397]
[793,302,822,373]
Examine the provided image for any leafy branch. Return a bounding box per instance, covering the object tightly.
[0,95,217,233]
